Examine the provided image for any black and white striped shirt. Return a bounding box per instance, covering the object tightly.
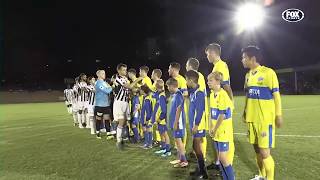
[64,89,74,103]
[86,85,95,106]
[72,85,78,104]
[113,75,130,102]
[77,82,87,102]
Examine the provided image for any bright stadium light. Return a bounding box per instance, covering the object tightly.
[235,3,265,33]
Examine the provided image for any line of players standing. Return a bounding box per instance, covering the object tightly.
[63,43,282,180]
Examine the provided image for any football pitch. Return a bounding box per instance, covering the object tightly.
[1,95,320,180]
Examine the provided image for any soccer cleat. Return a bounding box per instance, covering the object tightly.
[174,161,188,168]
[250,175,266,180]
[153,141,160,147]
[96,133,102,139]
[110,130,117,135]
[169,159,180,165]
[155,149,166,154]
[141,144,148,149]
[161,151,172,157]
[194,172,208,179]
[143,145,152,150]
[207,163,220,171]
[106,135,114,140]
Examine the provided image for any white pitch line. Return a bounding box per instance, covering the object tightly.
[230,106,320,115]
[283,106,320,111]
[234,132,320,138]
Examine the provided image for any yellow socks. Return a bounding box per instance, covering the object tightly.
[263,155,275,180]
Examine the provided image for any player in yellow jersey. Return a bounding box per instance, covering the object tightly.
[207,72,235,180]
[206,43,233,100]
[168,62,189,149]
[139,66,155,92]
[206,43,235,170]
[186,58,209,162]
[241,46,283,180]
[168,62,188,97]
[128,68,143,139]
[186,70,208,179]
[151,69,163,89]
[151,69,163,145]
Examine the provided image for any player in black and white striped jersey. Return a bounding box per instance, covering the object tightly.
[112,63,143,149]
[72,77,80,126]
[77,73,88,128]
[64,85,73,115]
[85,76,96,135]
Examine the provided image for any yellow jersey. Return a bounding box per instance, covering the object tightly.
[210,88,233,142]
[212,59,230,86]
[198,72,209,130]
[198,72,206,92]
[142,76,155,92]
[174,74,188,94]
[244,65,280,125]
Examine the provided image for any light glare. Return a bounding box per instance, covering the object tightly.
[235,3,265,32]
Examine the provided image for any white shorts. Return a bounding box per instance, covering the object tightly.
[72,103,79,112]
[87,105,94,116]
[78,101,86,111]
[113,100,130,121]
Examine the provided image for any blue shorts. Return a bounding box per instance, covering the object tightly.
[158,124,168,134]
[173,129,184,139]
[193,130,206,138]
[214,141,229,152]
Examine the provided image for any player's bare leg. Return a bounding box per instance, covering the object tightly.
[253,145,266,178]
[190,137,208,179]
[141,126,148,148]
[89,115,96,135]
[104,114,113,140]
[218,149,235,180]
[72,111,78,126]
[143,126,152,149]
[116,119,125,150]
[161,131,171,157]
[173,138,188,168]
[155,134,166,154]
[131,124,140,143]
[77,110,84,128]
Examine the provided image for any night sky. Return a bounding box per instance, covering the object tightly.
[3,0,320,90]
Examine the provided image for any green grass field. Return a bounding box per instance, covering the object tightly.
[1,95,320,180]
